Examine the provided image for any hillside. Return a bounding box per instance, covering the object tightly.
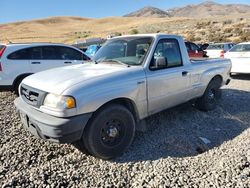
[169,1,250,18]
[0,16,173,44]
[124,6,170,18]
[124,1,250,18]
[1,11,250,44]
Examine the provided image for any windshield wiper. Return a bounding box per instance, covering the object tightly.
[99,59,130,67]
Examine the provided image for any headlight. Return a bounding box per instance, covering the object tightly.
[43,94,76,109]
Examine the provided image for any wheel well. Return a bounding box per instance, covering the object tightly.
[211,75,223,86]
[13,73,32,88]
[96,98,140,122]
[13,73,33,93]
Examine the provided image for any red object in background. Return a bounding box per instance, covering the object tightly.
[0,46,6,58]
[0,46,7,71]
[185,42,207,58]
[220,50,225,58]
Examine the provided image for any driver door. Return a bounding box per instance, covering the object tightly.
[146,38,191,115]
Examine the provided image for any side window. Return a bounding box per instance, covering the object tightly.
[7,48,31,60]
[57,47,83,60]
[42,46,59,60]
[150,39,183,70]
[30,47,42,60]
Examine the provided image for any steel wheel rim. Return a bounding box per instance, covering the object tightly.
[101,119,124,147]
[208,89,216,104]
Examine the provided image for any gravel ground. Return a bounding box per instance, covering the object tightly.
[0,75,250,187]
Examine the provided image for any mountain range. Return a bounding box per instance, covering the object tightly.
[124,1,250,18]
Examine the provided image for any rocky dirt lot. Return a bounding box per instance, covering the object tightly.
[0,75,250,188]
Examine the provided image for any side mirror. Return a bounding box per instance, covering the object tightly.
[155,56,167,68]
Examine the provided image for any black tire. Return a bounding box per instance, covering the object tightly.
[72,140,90,155]
[14,78,24,95]
[195,78,222,111]
[80,104,136,159]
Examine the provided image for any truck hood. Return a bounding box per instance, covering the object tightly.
[22,63,138,95]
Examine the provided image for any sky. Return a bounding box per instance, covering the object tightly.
[1,0,250,24]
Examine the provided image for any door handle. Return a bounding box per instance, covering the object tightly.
[31,62,41,64]
[64,61,72,64]
[182,71,189,76]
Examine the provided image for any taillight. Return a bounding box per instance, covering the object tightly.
[0,46,6,58]
[0,46,6,71]
[220,50,225,58]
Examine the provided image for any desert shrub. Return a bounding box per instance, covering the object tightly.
[236,18,244,22]
[196,21,211,29]
[114,32,122,36]
[186,34,195,42]
[195,36,202,41]
[232,37,242,43]
[233,27,243,36]
[224,27,233,33]
[200,31,206,35]
[130,29,139,35]
[240,31,250,41]
[207,33,229,43]
[223,20,233,25]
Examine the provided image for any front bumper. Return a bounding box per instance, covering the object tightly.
[14,97,92,143]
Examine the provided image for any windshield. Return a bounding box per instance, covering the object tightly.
[230,44,250,52]
[93,37,153,66]
[207,44,224,50]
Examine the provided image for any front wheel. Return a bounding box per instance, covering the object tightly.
[195,78,222,111]
[80,104,136,159]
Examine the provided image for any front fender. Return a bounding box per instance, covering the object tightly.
[70,79,148,120]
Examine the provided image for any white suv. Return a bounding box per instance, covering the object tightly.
[0,43,90,92]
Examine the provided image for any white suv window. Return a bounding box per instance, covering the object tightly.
[57,46,83,60]
[8,48,31,60]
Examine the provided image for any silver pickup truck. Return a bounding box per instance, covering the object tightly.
[15,34,231,159]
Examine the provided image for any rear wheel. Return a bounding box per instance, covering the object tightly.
[79,104,136,159]
[195,78,222,111]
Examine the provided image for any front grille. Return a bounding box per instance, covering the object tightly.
[20,84,46,108]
